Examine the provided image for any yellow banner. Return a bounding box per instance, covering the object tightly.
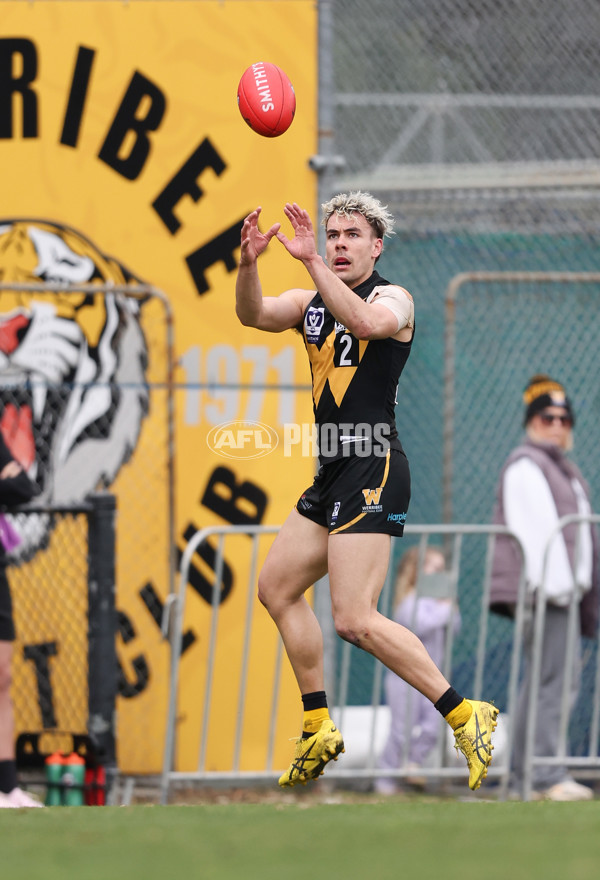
[0,1,317,773]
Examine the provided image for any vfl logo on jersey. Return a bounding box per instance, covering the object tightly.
[304,307,325,343]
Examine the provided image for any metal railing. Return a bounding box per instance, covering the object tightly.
[330,524,527,798]
[159,522,533,804]
[160,525,281,804]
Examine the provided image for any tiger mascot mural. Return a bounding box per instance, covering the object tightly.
[0,219,150,560]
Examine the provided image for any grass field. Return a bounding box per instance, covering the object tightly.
[2,798,600,880]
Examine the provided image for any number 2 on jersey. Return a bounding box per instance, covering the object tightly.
[333,332,360,367]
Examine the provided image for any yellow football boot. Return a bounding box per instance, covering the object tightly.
[278,720,345,787]
[453,700,499,790]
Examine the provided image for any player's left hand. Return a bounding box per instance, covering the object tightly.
[276,203,318,263]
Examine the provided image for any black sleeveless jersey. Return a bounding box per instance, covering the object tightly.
[301,271,413,463]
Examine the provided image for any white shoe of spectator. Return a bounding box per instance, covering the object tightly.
[542,778,593,801]
[373,778,399,796]
[0,787,44,808]
[405,762,427,789]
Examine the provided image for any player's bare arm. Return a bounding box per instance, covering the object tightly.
[276,202,408,340]
[236,207,313,332]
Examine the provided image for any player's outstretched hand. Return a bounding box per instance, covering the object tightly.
[276,203,318,263]
[240,207,281,266]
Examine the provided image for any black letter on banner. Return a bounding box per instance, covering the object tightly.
[202,466,267,526]
[116,610,150,698]
[0,38,38,138]
[180,524,234,605]
[139,581,196,655]
[152,138,226,234]
[60,46,95,147]
[23,642,58,728]
[98,71,166,180]
[185,219,245,295]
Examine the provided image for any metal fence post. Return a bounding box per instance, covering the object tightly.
[87,492,118,794]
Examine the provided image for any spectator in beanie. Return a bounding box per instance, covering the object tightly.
[490,375,598,801]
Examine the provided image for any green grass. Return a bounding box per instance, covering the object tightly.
[3,801,600,880]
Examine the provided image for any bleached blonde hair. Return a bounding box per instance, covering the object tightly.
[321,191,396,242]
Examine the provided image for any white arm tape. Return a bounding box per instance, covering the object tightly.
[367,285,414,332]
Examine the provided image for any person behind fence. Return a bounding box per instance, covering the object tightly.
[375,546,461,794]
[490,374,599,801]
[235,191,498,792]
[0,431,42,808]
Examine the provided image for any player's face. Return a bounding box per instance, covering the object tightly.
[325,212,383,289]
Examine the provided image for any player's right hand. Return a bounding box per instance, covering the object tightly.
[240,207,281,265]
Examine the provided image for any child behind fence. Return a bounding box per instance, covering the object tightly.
[375,545,461,794]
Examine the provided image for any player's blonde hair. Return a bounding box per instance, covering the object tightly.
[321,191,396,242]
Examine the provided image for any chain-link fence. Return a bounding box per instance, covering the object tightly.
[323,0,600,528]
[11,508,90,743]
[446,273,600,756]
[318,1,600,733]
[11,496,117,785]
[0,283,173,775]
[446,273,600,527]
[332,0,600,175]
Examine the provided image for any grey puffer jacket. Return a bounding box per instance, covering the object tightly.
[490,440,599,639]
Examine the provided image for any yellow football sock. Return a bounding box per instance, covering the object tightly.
[303,707,330,735]
[445,699,472,730]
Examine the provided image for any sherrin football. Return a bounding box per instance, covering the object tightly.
[237,62,296,138]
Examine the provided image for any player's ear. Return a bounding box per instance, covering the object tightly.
[372,237,383,259]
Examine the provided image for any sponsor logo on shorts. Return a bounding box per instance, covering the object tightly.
[361,487,383,513]
[330,501,341,525]
[362,487,383,506]
[386,512,407,524]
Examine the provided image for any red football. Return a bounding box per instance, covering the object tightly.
[237,62,296,138]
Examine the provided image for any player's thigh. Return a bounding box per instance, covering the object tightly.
[328,531,391,620]
[259,507,329,603]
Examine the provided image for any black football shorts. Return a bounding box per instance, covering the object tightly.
[295,448,410,536]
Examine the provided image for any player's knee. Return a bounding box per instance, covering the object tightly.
[257,574,270,609]
[332,611,365,647]
[257,570,278,612]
